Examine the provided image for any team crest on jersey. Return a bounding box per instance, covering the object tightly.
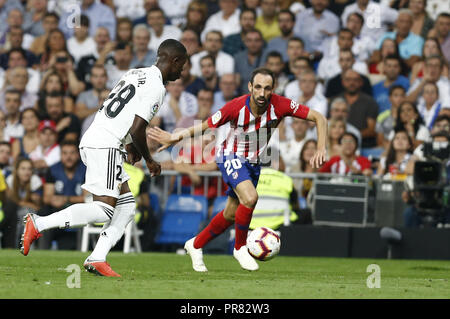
[232,171,239,180]
[290,100,300,114]
[212,111,222,125]
[152,103,159,114]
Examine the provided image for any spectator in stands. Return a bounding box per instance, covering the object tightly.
[5,48,40,95]
[36,71,74,118]
[180,29,201,57]
[279,117,309,173]
[1,66,38,111]
[265,9,295,63]
[132,0,160,26]
[293,0,340,62]
[0,167,15,248]
[115,17,133,44]
[255,0,280,42]
[390,101,430,148]
[0,0,23,46]
[180,57,206,97]
[430,115,450,134]
[317,28,368,82]
[176,88,215,129]
[0,110,6,142]
[44,91,81,142]
[320,132,373,176]
[265,51,289,95]
[417,82,443,130]
[158,0,191,27]
[410,37,449,85]
[284,57,324,101]
[296,70,328,117]
[212,73,238,113]
[38,28,68,74]
[11,108,40,162]
[409,0,434,39]
[112,0,145,21]
[105,42,133,90]
[6,157,43,245]
[3,9,34,51]
[46,50,86,97]
[373,55,410,114]
[29,120,60,174]
[67,15,97,65]
[328,97,362,146]
[345,12,375,62]
[407,55,450,108]
[339,69,379,149]
[283,38,308,81]
[327,118,346,159]
[427,13,450,64]
[234,29,267,94]
[191,30,235,77]
[375,9,424,69]
[153,79,198,133]
[181,1,209,36]
[147,7,182,52]
[29,12,59,57]
[201,0,241,43]
[368,38,402,78]
[76,27,114,88]
[325,49,373,99]
[0,141,12,177]
[199,54,220,92]
[377,129,414,178]
[22,0,47,37]
[59,0,116,41]
[130,24,157,68]
[0,26,39,69]
[290,139,318,200]
[3,89,24,141]
[341,0,398,43]
[376,85,406,148]
[40,139,87,249]
[223,8,257,56]
[75,65,109,124]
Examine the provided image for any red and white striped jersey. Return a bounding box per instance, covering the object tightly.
[207,94,310,162]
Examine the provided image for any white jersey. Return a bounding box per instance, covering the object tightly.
[80,66,166,150]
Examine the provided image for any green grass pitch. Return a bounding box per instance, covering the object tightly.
[0,249,449,299]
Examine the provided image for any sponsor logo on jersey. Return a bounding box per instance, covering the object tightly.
[290,100,300,114]
[212,111,222,125]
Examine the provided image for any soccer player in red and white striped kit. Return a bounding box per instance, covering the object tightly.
[149,68,327,271]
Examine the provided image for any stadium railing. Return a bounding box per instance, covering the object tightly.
[149,171,407,228]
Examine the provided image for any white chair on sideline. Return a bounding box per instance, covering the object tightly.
[80,220,143,254]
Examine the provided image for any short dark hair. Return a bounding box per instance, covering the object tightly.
[46,90,64,99]
[0,141,11,149]
[250,67,275,87]
[384,54,401,64]
[389,84,406,96]
[339,131,359,148]
[200,54,216,65]
[240,7,256,20]
[79,14,90,27]
[60,139,79,149]
[265,50,283,63]
[288,36,304,47]
[8,47,27,60]
[431,130,450,142]
[5,88,21,99]
[434,114,450,124]
[44,12,59,22]
[157,39,187,58]
[347,12,364,25]
[339,28,354,37]
[278,9,295,22]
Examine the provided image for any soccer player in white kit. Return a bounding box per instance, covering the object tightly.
[20,39,188,277]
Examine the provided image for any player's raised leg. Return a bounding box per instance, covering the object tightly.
[20,201,114,256]
[84,182,135,277]
[231,180,259,271]
[185,196,238,272]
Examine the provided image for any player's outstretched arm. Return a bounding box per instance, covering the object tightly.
[306,109,328,168]
[148,120,210,152]
[129,114,161,177]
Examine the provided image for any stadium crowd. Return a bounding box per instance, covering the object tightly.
[0,0,449,249]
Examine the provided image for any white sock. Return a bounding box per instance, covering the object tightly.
[88,193,135,261]
[35,201,114,232]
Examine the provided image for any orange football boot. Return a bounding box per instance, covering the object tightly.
[83,261,121,277]
[20,213,42,256]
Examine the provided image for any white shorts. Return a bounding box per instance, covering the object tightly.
[80,147,130,198]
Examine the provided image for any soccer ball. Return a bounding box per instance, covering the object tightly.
[246,227,281,261]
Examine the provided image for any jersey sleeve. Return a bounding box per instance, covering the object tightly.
[207,99,237,128]
[273,94,310,120]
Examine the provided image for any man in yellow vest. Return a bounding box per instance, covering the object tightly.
[250,167,309,230]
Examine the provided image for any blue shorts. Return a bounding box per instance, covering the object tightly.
[217,155,261,198]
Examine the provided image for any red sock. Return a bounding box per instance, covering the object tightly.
[234,204,254,250]
[193,210,233,249]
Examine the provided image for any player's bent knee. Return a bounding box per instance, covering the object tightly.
[240,193,258,208]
